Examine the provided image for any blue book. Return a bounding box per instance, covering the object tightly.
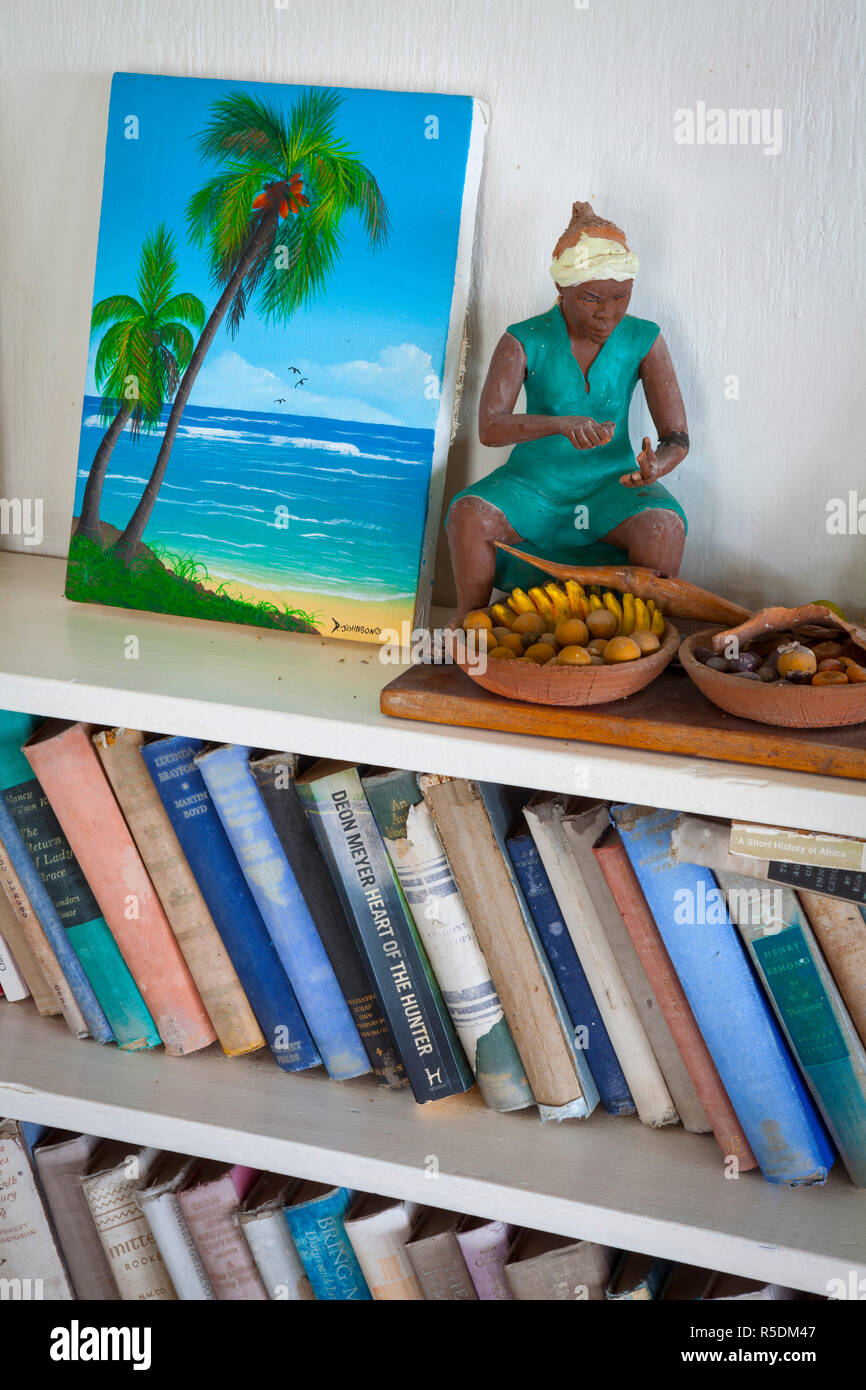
[0,710,155,1050]
[0,781,113,1044]
[506,826,636,1117]
[140,735,321,1073]
[612,804,834,1186]
[478,782,600,1121]
[718,869,866,1189]
[196,744,369,1081]
[284,1184,372,1301]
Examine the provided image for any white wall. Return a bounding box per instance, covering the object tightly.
[1,0,863,613]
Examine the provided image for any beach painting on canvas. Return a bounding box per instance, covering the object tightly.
[66,72,483,642]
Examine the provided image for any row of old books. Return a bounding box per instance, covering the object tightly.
[2,710,866,1189]
[0,1119,810,1301]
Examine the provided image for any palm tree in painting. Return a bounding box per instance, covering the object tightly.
[77,225,206,543]
[112,88,389,567]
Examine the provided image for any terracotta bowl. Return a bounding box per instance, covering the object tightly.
[457,621,680,707]
[680,629,866,729]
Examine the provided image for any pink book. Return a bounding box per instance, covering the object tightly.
[178,1161,267,1300]
[22,720,215,1056]
[455,1217,517,1300]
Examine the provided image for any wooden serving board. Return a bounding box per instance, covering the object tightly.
[380,662,866,780]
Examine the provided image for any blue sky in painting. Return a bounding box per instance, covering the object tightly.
[84,72,473,427]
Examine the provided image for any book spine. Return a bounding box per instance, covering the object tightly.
[606,1256,674,1301]
[720,870,866,1188]
[406,1229,479,1300]
[284,1189,371,1301]
[524,794,676,1127]
[506,1237,614,1301]
[0,830,88,1033]
[236,1209,313,1301]
[23,723,214,1056]
[179,1170,267,1300]
[766,860,866,905]
[137,1184,216,1300]
[594,832,757,1168]
[0,866,53,1009]
[566,803,707,1130]
[94,728,265,1059]
[0,919,29,1000]
[298,767,473,1104]
[197,744,368,1081]
[419,775,587,1114]
[0,766,157,1050]
[613,803,835,1185]
[730,822,866,872]
[506,826,635,1117]
[0,783,112,1042]
[251,754,404,1089]
[81,1149,177,1301]
[798,891,866,1050]
[344,1201,423,1301]
[0,1120,74,1299]
[364,769,532,1113]
[140,735,321,1072]
[33,1132,119,1299]
[455,1220,516,1300]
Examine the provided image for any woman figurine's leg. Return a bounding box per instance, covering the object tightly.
[446,494,523,625]
[604,509,686,576]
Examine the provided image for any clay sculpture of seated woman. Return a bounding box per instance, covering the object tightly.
[447,200,690,623]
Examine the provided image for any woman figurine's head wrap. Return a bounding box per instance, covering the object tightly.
[550,201,639,288]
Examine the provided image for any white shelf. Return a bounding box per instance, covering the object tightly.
[1,1003,862,1295]
[2,547,865,1297]
[1,550,864,834]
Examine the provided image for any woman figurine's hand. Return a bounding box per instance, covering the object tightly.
[619,436,659,487]
[559,416,615,450]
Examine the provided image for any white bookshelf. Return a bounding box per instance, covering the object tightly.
[1,549,865,1296]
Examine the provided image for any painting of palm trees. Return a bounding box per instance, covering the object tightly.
[66,72,482,641]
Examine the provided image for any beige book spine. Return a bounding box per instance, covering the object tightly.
[93,727,265,1058]
[81,1146,177,1301]
[419,775,583,1109]
[344,1197,423,1301]
[0,833,88,1032]
[0,840,57,1015]
[798,890,866,1048]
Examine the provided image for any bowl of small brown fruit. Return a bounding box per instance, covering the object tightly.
[458,578,679,707]
[681,602,866,728]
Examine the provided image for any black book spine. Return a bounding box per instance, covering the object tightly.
[251,756,407,1090]
[768,859,866,905]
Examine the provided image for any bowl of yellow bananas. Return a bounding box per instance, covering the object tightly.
[459,578,679,707]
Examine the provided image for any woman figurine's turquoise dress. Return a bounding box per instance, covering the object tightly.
[449,302,687,592]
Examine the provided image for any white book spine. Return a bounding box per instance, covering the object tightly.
[524,797,678,1128]
[237,1209,312,1300]
[137,1189,215,1300]
[82,1147,177,1301]
[0,925,29,1001]
[0,1121,73,1299]
[345,1200,423,1301]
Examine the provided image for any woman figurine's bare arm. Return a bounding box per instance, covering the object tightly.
[621,335,690,487]
[479,332,615,450]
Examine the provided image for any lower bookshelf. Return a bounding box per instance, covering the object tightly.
[1,1002,863,1296]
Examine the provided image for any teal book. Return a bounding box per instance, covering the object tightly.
[296,761,474,1105]
[363,768,533,1113]
[718,868,866,1188]
[284,1184,371,1301]
[0,711,159,1050]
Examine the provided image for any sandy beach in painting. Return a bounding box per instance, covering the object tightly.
[202,569,415,642]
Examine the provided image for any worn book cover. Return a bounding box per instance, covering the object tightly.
[296,760,473,1104]
[33,1130,119,1300]
[81,1141,176,1301]
[250,752,405,1089]
[344,1194,423,1301]
[66,71,484,643]
[405,1207,478,1300]
[197,743,369,1080]
[94,726,264,1058]
[135,1152,216,1300]
[235,1172,314,1301]
[0,709,152,1049]
[0,1119,74,1300]
[504,1230,615,1302]
[23,720,215,1056]
[455,1216,516,1300]
[364,767,532,1113]
[178,1161,266,1301]
[283,1183,371,1301]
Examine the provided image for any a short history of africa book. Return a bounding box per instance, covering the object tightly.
[66,72,485,643]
